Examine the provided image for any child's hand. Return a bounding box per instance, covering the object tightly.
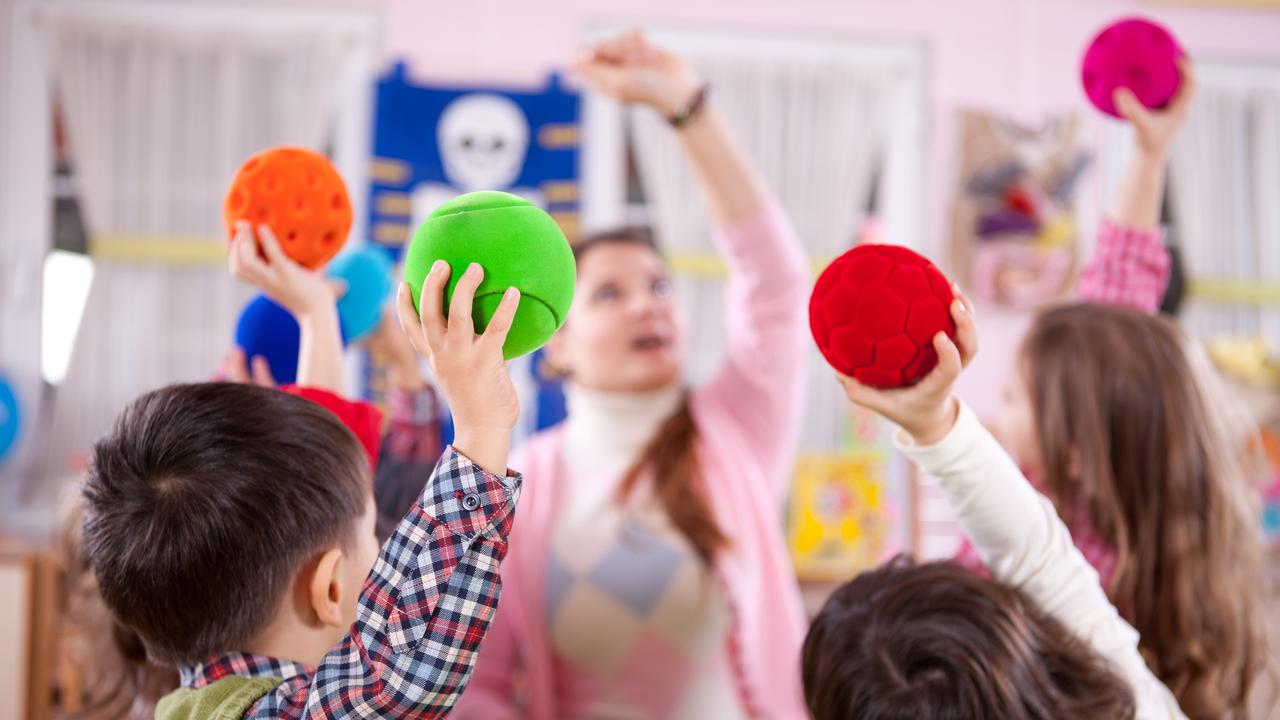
[572,31,703,119]
[228,220,339,319]
[836,290,978,446]
[396,261,520,475]
[1115,58,1197,159]
[221,347,277,388]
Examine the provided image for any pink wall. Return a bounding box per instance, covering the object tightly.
[374,0,1280,415]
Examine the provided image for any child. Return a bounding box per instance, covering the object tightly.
[80,220,524,718]
[983,61,1267,718]
[803,296,1187,719]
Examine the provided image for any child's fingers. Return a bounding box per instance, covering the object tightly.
[447,263,482,340]
[256,224,289,268]
[328,279,348,299]
[835,372,887,414]
[480,288,521,351]
[418,263,450,346]
[1168,57,1197,118]
[250,355,276,387]
[918,332,963,395]
[950,296,979,367]
[233,228,270,281]
[1113,87,1150,126]
[395,282,429,353]
[224,347,250,383]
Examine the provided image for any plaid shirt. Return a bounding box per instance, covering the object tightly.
[1076,218,1170,312]
[179,447,521,718]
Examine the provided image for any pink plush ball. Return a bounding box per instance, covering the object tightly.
[1081,17,1185,119]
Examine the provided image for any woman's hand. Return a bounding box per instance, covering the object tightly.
[573,31,703,118]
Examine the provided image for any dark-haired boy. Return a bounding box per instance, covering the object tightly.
[83,224,524,718]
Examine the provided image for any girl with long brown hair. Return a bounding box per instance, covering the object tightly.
[456,32,811,719]
[805,296,1187,720]
[983,61,1268,718]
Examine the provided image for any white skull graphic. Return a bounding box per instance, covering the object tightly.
[437,94,530,191]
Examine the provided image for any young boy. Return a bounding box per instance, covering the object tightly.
[81,222,524,718]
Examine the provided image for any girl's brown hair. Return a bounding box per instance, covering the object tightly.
[56,487,178,718]
[803,556,1137,720]
[571,228,728,563]
[1021,303,1265,718]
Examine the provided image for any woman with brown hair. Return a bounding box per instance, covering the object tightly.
[456,32,810,719]
[805,300,1186,719]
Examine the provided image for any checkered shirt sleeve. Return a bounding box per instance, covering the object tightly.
[246,447,521,718]
[1076,218,1171,313]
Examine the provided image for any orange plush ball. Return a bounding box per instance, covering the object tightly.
[224,147,352,269]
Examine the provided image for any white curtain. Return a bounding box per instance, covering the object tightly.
[628,51,900,451]
[1169,82,1280,341]
[42,12,352,471]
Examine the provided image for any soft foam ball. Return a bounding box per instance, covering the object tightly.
[1081,17,1185,119]
[234,294,349,384]
[810,245,956,389]
[224,146,352,269]
[329,246,394,343]
[0,375,20,465]
[403,191,576,360]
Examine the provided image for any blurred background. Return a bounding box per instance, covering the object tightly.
[2,0,1280,716]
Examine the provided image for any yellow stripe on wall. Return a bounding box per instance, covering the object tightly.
[1189,280,1280,306]
[667,253,834,279]
[90,235,226,266]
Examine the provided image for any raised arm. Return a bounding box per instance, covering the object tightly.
[576,33,810,488]
[227,221,346,394]
[837,298,1185,718]
[1078,60,1195,312]
[272,262,524,718]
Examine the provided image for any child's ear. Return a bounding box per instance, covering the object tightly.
[308,547,347,629]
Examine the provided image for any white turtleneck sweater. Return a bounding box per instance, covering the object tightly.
[544,383,747,720]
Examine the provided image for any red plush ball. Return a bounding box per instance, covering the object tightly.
[810,244,956,389]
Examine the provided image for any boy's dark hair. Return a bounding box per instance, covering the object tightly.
[802,556,1136,720]
[82,383,370,666]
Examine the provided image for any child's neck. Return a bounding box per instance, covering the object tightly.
[242,599,344,668]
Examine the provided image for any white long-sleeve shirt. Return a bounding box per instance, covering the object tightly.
[896,401,1187,720]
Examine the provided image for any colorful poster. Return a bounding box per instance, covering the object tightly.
[789,451,893,580]
[365,62,581,259]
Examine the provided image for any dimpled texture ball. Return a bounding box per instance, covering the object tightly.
[329,246,394,343]
[404,191,576,361]
[234,293,348,385]
[224,146,352,269]
[1081,17,1185,119]
[810,244,956,389]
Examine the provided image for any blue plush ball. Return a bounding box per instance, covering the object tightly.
[0,375,21,466]
[234,294,349,384]
[329,246,394,343]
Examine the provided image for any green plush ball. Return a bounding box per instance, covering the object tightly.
[404,191,576,360]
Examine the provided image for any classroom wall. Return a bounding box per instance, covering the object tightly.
[368,0,1280,416]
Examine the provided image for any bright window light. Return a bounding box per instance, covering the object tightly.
[42,250,94,385]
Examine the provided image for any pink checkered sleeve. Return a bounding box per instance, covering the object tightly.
[246,447,520,719]
[1076,218,1171,314]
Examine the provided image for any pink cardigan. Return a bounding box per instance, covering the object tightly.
[456,201,812,720]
